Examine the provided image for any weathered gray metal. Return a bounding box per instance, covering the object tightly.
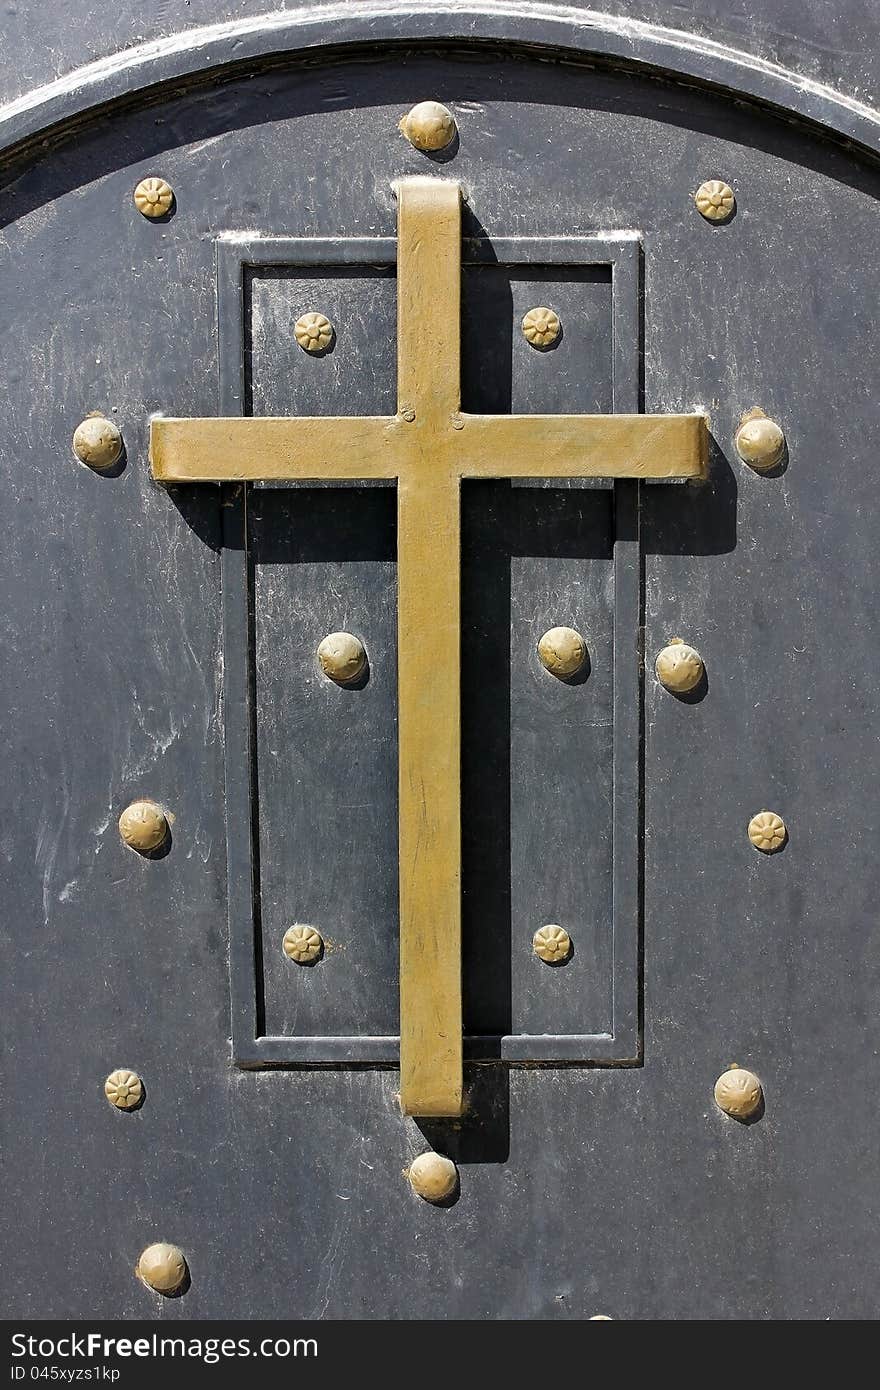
[2,2,879,1320]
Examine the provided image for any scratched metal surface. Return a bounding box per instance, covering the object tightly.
[0,1,877,107]
[2,40,880,1320]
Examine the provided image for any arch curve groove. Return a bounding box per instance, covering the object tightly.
[0,3,879,170]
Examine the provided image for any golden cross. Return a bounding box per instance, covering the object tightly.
[151,177,707,1118]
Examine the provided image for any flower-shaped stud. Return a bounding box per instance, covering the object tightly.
[282,924,324,964]
[522,306,561,349]
[133,177,174,219]
[714,1065,763,1120]
[398,101,457,152]
[136,1242,188,1296]
[104,1069,143,1110]
[72,414,123,471]
[533,924,572,964]
[748,811,787,853]
[694,179,735,222]
[294,312,334,354]
[655,638,704,694]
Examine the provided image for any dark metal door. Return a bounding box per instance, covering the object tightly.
[3,14,880,1319]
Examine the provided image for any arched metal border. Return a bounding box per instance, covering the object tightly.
[0,2,879,167]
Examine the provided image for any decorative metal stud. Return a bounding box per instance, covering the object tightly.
[72,414,123,471]
[133,177,174,219]
[537,626,587,679]
[136,1242,188,1296]
[316,631,367,684]
[399,101,457,152]
[294,312,334,354]
[735,408,786,473]
[694,179,735,222]
[104,1069,143,1110]
[748,811,787,853]
[655,638,704,694]
[533,924,572,964]
[522,306,561,349]
[714,1065,763,1120]
[283,924,324,964]
[407,1151,458,1202]
[118,800,168,854]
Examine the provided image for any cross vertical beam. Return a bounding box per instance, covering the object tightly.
[395,179,464,1117]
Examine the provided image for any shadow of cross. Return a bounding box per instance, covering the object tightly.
[150,176,708,1120]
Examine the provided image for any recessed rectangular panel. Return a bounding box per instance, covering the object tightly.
[246,265,397,418]
[462,265,613,416]
[219,234,642,1065]
[510,538,615,1037]
[461,484,615,1040]
[249,487,398,1038]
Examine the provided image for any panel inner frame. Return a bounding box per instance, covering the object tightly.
[218,231,644,1067]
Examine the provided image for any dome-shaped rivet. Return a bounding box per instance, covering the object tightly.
[399,101,457,152]
[655,638,704,694]
[282,924,324,964]
[522,306,562,349]
[136,1242,188,1296]
[317,631,367,684]
[407,1151,458,1202]
[104,1069,143,1110]
[734,409,786,473]
[714,1065,763,1119]
[294,312,334,354]
[533,924,572,964]
[747,810,787,853]
[133,176,174,219]
[72,414,123,471]
[537,626,587,679]
[694,179,735,222]
[118,800,168,854]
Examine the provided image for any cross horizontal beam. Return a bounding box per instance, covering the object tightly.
[150,411,707,482]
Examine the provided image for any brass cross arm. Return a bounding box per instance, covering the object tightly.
[150,410,706,483]
[150,177,708,1119]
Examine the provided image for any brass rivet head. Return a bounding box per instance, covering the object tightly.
[735,409,786,472]
[118,800,168,854]
[294,312,334,354]
[694,179,735,221]
[317,631,366,684]
[136,1243,188,1296]
[533,924,572,963]
[104,1069,143,1110]
[522,306,561,349]
[714,1066,762,1119]
[72,415,123,471]
[537,626,587,679]
[133,177,174,218]
[407,1152,458,1202]
[398,101,457,152]
[283,924,324,964]
[655,638,704,694]
[748,810,787,853]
